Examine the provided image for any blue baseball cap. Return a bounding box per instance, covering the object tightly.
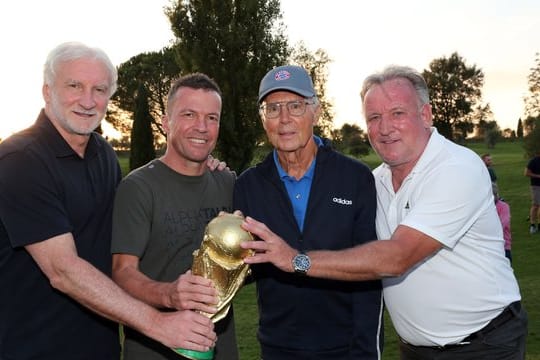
[258,65,316,103]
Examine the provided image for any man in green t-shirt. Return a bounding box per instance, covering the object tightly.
[111,73,238,360]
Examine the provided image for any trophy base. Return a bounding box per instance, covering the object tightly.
[172,347,214,359]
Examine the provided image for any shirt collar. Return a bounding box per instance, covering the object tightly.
[273,135,322,180]
[36,109,102,159]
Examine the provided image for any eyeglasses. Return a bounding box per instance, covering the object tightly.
[259,99,315,119]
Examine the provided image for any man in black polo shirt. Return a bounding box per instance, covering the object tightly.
[525,151,540,234]
[0,42,216,359]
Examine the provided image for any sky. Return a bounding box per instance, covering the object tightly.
[0,0,538,139]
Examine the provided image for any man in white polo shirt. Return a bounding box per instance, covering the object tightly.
[240,65,528,359]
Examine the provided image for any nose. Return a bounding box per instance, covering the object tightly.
[377,114,393,135]
[193,115,209,131]
[79,89,97,109]
[278,105,292,123]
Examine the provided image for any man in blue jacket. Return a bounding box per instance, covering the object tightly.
[233,65,383,359]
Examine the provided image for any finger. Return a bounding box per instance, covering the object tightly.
[180,326,216,352]
[243,216,273,236]
[217,161,227,171]
[232,209,244,217]
[243,253,271,264]
[206,155,218,170]
[185,273,214,286]
[240,240,268,251]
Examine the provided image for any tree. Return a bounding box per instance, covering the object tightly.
[331,123,370,158]
[105,103,133,150]
[482,121,501,149]
[129,84,156,171]
[290,42,334,137]
[166,0,289,172]
[423,52,484,141]
[517,117,523,138]
[523,115,540,158]
[525,52,540,118]
[111,47,181,140]
[472,103,494,138]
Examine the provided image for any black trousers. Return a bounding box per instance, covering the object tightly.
[399,301,528,360]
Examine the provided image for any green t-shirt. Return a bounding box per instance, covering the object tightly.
[112,159,238,360]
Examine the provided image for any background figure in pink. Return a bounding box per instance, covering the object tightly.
[493,183,512,263]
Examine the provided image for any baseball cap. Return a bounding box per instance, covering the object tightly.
[258,65,316,103]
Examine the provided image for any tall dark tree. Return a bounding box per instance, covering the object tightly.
[111,47,181,138]
[517,117,523,138]
[130,84,156,171]
[166,0,289,172]
[290,42,334,138]
[423,52,484,141]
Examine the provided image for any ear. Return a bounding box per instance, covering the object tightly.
[162,114,170,134]
[260,114,268,132]
[420,103,433,128]
[42,84,50,103]
[312,103,321,126]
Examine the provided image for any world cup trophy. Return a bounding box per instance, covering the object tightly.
[173,213,254,359]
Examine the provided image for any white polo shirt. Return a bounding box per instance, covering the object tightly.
[374,128,521,347]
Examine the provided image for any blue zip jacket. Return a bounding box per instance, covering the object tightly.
[234,140,383,359]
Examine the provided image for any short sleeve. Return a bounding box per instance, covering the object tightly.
[0,151,71,247]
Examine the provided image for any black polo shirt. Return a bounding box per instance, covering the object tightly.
[0,110,121,359]
[528,156,540,186]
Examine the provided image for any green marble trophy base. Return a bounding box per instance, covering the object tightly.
[173,347,214,359]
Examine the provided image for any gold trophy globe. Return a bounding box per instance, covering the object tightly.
[173,213,254,359]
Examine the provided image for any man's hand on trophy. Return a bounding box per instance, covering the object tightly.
[154,309,216,351]
[167,270,219,314]
[240,216,297,273]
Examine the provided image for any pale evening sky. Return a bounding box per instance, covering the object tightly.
[0,0,538,139]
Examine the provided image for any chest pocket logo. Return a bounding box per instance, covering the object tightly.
[333,197,352,206]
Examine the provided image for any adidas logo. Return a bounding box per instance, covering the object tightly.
[333,197,352,205]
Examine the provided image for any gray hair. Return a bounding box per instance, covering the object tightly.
[43,41,118,96]
[360,65,430,108]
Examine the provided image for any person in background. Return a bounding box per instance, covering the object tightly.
[111,73,238,360]
[525,151,540,234]
[234,65,383,359]
[240,65,527,359]
[481,153,497,183]
[0,42,215,359]
[493,182,513,263]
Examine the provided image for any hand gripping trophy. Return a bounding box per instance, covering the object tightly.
[174,213,254,359]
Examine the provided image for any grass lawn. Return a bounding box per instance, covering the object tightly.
[227,139,540,359]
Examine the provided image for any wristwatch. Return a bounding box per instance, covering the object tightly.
[292,252,311,275]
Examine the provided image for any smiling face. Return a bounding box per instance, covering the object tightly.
[260,90,319,154]
[364,77,432,174]
[162,87,221,173]
[43,58,112,138]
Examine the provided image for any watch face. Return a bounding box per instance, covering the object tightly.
[293,253,311,274]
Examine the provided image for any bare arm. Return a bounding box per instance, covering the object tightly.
[26,233,216,351]
[241,216,442,281]
[307,225,442,280]
[524,168,540,178]
[112,253,218,313]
